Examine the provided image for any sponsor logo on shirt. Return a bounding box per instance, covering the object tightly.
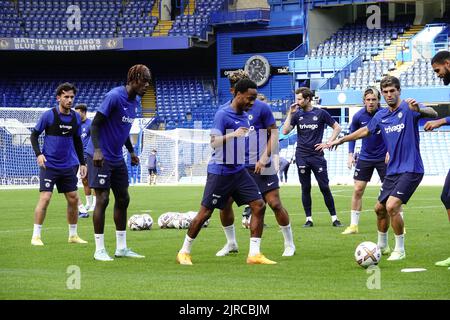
[59,124,72,130]
[122,115,134,124]
[384,123,405,134]
[298,124,319,130]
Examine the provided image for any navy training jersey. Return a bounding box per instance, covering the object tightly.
[207,102,250,175]
[245,99,276,167]
[290,107,336,157]
[33,107,82,169]
[86,86,138,163]
[80,118,91,153]
[367,100,423,175]
[348,107,387,161]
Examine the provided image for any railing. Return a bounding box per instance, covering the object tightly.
[210,8,270,25]
[288,42,308,60]
[319,53,364,90]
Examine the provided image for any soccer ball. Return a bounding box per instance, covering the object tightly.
[173,217,190,229]
[157,213,170,228]
[128,214,145,231]
[354,241,381,268]
[142,214,153,230]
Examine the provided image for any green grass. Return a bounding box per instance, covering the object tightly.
[0,185,449,300]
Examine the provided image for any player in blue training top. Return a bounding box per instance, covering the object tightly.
[30,83,88,246]
[215,71,295,258]
[86,64,151,261]
[177,79,276,266]
[74,104,95,216]
[325,76,437,261]
[342,87,389,235]
[423,50,450,268]
[282,87,343,228]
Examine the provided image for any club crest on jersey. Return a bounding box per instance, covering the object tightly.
[398,112,403,118]
[248,114,253,120]
[313,116,318,121]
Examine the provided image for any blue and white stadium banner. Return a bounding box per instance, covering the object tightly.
[0,37,123,51]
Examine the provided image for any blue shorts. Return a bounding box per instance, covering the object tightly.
[39,166,78,193]
[441,169,450,209]
[295,154,330,188]
[378,173,424,204]
[246,167,279,195]
[148,168,157,175]
[354,159,387,182]
[201,170,262,210]
[87,155,129,190]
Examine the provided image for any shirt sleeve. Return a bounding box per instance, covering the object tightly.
[262,105,276,128]
[348,112,359,153]
[446,117,450,124]
[289,111,298,127]
[33,110,53,134]
[75,113,82,137]
[97,91,117,117]
[322,109,336,127]
[211,111,226,136]
[367,113,381,135]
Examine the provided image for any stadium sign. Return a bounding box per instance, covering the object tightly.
[0,37,123,51]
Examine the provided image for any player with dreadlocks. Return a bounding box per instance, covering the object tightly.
[86,64,151,261]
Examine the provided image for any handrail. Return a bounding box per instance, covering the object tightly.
[319,53,364,90]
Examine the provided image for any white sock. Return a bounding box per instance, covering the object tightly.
[350,210,360,226]
[116,230,127,250]
[92,196,96,207]
[249,237,261,256]
[400,211,404,220]
[33,224,42,238]
[223,225,237,246]
[306,216,313,222]
[394,234,405,252]
[279,224,294,247]
[69,224,77,237]
[86,195,93,207]
[181,234,195,254]
[331,215,338,222]
[94,234,105,251]
[377,231,388,248]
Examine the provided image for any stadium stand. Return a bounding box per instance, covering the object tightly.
[169,0,226,38]
[400,57,446,87]
[0,71,124,111]
[155,75,218,129]
[0,0,225,39]
[308,20,411,58]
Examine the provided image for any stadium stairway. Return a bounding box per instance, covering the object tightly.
[153,20,174,36]
[150,0,173,37]
[141,83,157,118]
[151,0,160,19]
[388,60,414,79]
[374,25,424,63]
[184,0,196,15]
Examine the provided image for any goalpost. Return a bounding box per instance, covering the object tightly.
[140,128,211,184]
[0,108,46,187]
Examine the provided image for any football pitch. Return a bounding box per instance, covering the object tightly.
[1,185,449,300]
